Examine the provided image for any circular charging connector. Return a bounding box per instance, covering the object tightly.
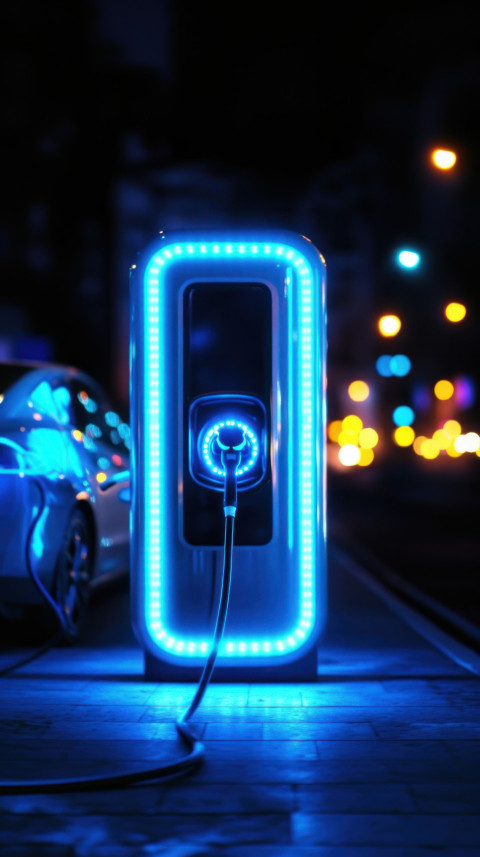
[202,420,259,480]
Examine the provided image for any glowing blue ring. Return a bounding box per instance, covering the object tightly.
[202,420,259,478]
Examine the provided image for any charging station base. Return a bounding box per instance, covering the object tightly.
[144,648,319,683]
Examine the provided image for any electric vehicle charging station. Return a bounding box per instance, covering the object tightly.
[131,230,327,680]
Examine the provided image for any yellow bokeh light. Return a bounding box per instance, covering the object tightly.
[421,439,440,459]
[348,380,370,402]
[431,148,457,170]
[432,429,449,450]
[413,435,427,455]
[394,426,415,447]
[378,314,401,337]
[96,472,107,483]
[342,414,363,434]
[338,445,361,466]
[434,379,454,401]
[358,448,374,466]
[445,302,466,322]
[359,427,379,449]
[72,429,83,442]
[447,444,462,457]
[0,394,4,404]
[443,419,461,438]
[327,420,343,442]
[338,431,358,447]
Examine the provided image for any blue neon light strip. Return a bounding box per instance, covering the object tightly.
[144,241,317,657]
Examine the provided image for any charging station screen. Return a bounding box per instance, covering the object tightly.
[183,283,271,401]
[183,283,273,546]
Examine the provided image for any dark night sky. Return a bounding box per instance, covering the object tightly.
[1,1,479,396]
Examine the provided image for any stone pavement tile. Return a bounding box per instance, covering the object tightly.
[262,722,376,741]
[0,847,74,857]
[292,812,480,846]
[142,703,463,724]
[367,706,477,725]
[0,718,51,738]
[0,783,293,817]
[61,738,184,761]
[0,812,292,848]
[443,740,480,760]
[381,679,450,693]
[315,739,453,761]
[0,686,156,706]
[0,676,92,691]
[373,722,480,740]
[408,783,480,813]
[193,755,472,785]
[204,740,318,761]
[227,849,480,857]
[300,686,423,707]
[0,740,72,761]
[294,783,415,813]
[1,704,149,723]
[202,723,263,740]
[160,782,294,814]
[42,721,206,741]
[148,685,250,708]
[248,687,303,707]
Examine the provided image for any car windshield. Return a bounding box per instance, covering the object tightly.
[0,363,36,397]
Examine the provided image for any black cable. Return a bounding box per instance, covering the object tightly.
[0,512,236,794]
[0,477,66,677]
[180,514,234,723]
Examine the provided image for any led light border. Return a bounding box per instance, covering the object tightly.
[202,420,259,479]
[144,241,318,657]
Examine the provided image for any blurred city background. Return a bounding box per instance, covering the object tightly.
[1,2,479,635]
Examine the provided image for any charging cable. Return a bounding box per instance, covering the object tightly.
[0,477,66,678]
[0,434,242,793]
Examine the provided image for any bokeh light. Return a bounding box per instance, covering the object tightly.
[348,380,370,402]
[447,444,463,457]
[431,148,457,170]
[432,429,450,450]
[327,420,343,442]
[376,355,393,377]
[358,428,379,449]
[454,376,475,409]
[397,249,420,269]
[342,415,363,434]
[338,431,358,447]
[393,405,415,426]
[445,302,466,322]
[338,445,361,466]
[378,315,401,337]
[96,472,107,483]
[358,448,374,466]
[434,379,454,400]
[390,354,411,377]
[394,426,415,447]
[421,439,440,459]
[413,436,427,455]
[455,433,480,453]
[443,419,462,438]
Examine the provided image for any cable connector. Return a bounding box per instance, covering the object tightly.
[217,424,245,513]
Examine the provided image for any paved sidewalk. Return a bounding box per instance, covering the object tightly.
[0,547,479,855]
